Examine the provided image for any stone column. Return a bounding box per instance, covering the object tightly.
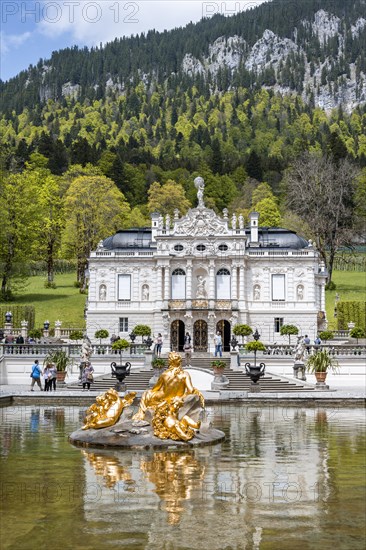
[209,261,215,300]
[156,266,163,302]
[239,265,245,301]
[320,282,326,313]
[164,265,170,300]
[21,320,28,340]
[186,261,192,300]
[55,320,62,339]
[287,267,294,302]
[133,267,139,301]
[231,263,238,300]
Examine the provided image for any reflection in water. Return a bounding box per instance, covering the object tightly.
[83,449,206,525]
[0,405,365,550]
[82,450,136,490]
[140,451,205,525]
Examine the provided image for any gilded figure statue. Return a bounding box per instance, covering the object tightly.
[133,351,204,427]
[82,389,136,430]
[152,397,201,441]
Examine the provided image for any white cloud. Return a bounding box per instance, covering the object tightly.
[1,31,32,55]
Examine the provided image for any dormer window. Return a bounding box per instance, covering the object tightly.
[174,244,184,251]
[218,244,228,251]
[196,244,206,252]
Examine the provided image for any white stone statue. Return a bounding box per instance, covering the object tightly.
[294,338,305,362]
[196,275,207,299]
[142,284,149,301]
[81,336,92,363]
[99,285,106,301]
[194,176,205,208]
[297,285,304,300]
[253,284,261,301]
[238,214,244,229]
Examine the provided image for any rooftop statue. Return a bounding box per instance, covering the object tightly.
[194,176,205,208]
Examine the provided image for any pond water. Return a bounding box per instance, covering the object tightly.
[0,404,365,550]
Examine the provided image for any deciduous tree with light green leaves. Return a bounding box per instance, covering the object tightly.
[147,180,191,218]
[0,170,43,300]
[62,175,131,287]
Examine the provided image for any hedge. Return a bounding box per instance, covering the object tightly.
[0,305,35,330]
[337,302,366,331]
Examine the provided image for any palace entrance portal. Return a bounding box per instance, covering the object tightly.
[216,320,231,352]
[170,320,185,351]
[193,319,208,352]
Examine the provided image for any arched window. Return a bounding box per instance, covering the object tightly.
[171,268,186,299]
[216,268,231,299]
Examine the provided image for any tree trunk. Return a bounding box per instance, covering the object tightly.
[47,241,54,285]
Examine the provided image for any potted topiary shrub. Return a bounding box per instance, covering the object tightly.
[349,326,365,345]
[132,324,152,343]
[95,329,109,354]
[319,330,333,343]
[306,349,339,384]
[280,324,299,345]
[233,324,252,349]
[69,330,84,343]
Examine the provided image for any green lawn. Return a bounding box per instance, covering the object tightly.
[5,273,86,328]
[325,271,366,330]
[2,269,365,331]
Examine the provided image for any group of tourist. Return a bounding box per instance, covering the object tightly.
[29,359,57,391]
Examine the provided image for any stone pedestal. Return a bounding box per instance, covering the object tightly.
[249,382,261,393]
[230,351,240,370]
[314,382,330,391]
[211,370,229,390]
[4,322,12,336]
[293,361,306,381]
[144,350,153,370]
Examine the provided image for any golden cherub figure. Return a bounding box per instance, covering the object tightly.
[82,389,136,430]
[132,351,204,423]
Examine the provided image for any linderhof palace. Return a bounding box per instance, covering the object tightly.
[85,177,327,352]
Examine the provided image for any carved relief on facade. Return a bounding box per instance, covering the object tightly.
[162,312,170,332]
[216,300,231,310]
[192,300,208,309]
[99,284,107,301]
[173,208,229,237]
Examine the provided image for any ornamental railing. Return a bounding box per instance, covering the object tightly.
[239,344,366,358]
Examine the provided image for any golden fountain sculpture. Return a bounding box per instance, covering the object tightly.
[133,351,205,441]
[80,352,205,443]
[82,389,136,430]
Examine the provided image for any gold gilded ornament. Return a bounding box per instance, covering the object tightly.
[132,351,204,429]
[152,397,201,441]
[82,389,136,430]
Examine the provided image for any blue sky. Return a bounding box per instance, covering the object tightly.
[1,0,267,81]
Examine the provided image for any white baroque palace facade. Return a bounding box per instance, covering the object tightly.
[86,177,327,351]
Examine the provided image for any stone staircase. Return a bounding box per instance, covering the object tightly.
[65,354,313,393]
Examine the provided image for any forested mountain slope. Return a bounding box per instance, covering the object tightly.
[1,0,366,114]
